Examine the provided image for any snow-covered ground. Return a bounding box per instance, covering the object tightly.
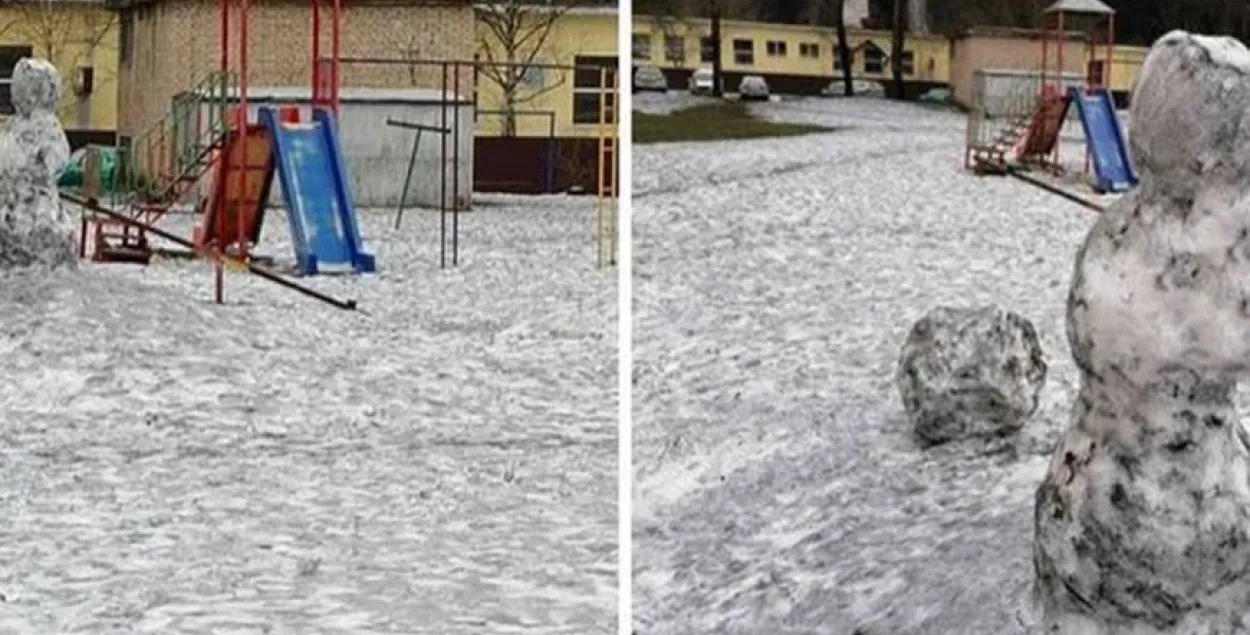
[633,90,721,115]
[632,95,1143,633]
[0,195,617,634]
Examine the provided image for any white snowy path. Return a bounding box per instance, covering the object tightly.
[0,195,617,634]
[633,97,1116,634]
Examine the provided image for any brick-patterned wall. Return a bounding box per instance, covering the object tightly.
[117,0,473,139]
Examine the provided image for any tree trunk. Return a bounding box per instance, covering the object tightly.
[710,0,723,97]
[834,0,853,96]
[890,0,905,100]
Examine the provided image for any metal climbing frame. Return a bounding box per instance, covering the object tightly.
[595,65,618,269]
[328,56,620,269]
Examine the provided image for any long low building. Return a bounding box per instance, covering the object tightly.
[632,14,1148,106]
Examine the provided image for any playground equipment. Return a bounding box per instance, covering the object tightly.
[965,0,1137,198]
[261,107,376,275]
[596,64,619,269]
[387,117,450,231]
[332,56,619,269]
[70,0,371,308]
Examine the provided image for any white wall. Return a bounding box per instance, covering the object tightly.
[192,87,475,211]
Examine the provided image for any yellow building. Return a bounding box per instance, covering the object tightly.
[632,15,1148,104]
[632,15,949,97]
[474,4,618,138]
[0,0,119,135]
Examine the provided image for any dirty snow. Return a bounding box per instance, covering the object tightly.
[631,95,1161,634]
[632,90,721,116]
[0,195,617,634]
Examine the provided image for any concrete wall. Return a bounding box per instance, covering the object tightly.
[194,88,474,211]
[951,30,1089,108]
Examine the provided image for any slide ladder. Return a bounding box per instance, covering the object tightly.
[85,72,235,263]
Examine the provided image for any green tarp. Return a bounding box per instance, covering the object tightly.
[57,146,121,192]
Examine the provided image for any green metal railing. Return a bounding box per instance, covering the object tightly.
[105,70,236,210]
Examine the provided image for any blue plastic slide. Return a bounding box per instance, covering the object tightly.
[259,107,377,275]
[1068,87,1138,194]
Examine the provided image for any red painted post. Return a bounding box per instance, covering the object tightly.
[331,0,340,113]
[312,0,320,105]
[238,0,249,263]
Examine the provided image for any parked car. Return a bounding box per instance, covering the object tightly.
[738,74,770,101]
[633,66,669,92]
[689,65,716,95]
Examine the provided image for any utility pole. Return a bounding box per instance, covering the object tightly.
[710,0,723,97]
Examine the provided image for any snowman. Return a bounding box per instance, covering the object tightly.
[1034,32,1250,635]
[0,57,75,269]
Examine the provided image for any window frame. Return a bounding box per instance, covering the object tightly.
[572,55,618,125]
[0,45,34,114]
[632,34,651,62]
[732,38,754,66]
[664,35,685,65]
[863,44,885,74]
[765,40,787,57]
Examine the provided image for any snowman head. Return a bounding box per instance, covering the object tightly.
[11,58,61,118]
[1129,31,1250,191]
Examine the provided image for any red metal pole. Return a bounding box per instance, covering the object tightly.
[332,0,340,113]
[312,0,320,106]
[1106,15,1115,90]
[1041,18,1049,98]
[238,0,249,262]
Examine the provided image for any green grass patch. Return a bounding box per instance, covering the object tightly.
[633,101,832,144]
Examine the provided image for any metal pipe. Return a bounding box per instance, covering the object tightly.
[331,0,340,112]
[239,0,249,264]
[1007,168,1104,214]
[439,61,448,269]
[452,60,460,267]
[61,191,359,310]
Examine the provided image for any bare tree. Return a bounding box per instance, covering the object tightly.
[477,1,572,137]
[9,1,117,123]
[889,0,905,99]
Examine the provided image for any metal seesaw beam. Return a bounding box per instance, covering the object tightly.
[61,190,360,311]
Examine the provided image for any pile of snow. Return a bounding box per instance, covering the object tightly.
[897,305,1047,446]
[0,58,74,269]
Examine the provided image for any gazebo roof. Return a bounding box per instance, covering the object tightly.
[1044,0,1115,15]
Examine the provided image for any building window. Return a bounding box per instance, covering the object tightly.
[834,49,848,70]
[863,43,885,73]
[573,55,617,125]
[0,46,34,114]
[632,34,651,61]
[700,36,715,63]
[901,51,915,75]
[766,40,787,57]
[665,35,685,64]
[733,39,754,65]
[800,42,820,58]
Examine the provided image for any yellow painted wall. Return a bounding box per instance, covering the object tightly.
[0,2,118,131]
[475,6,617,138]
[632,16,949,83]
[1108,45,1147,94]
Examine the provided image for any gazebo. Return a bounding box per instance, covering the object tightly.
[1040,0,1117,96]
